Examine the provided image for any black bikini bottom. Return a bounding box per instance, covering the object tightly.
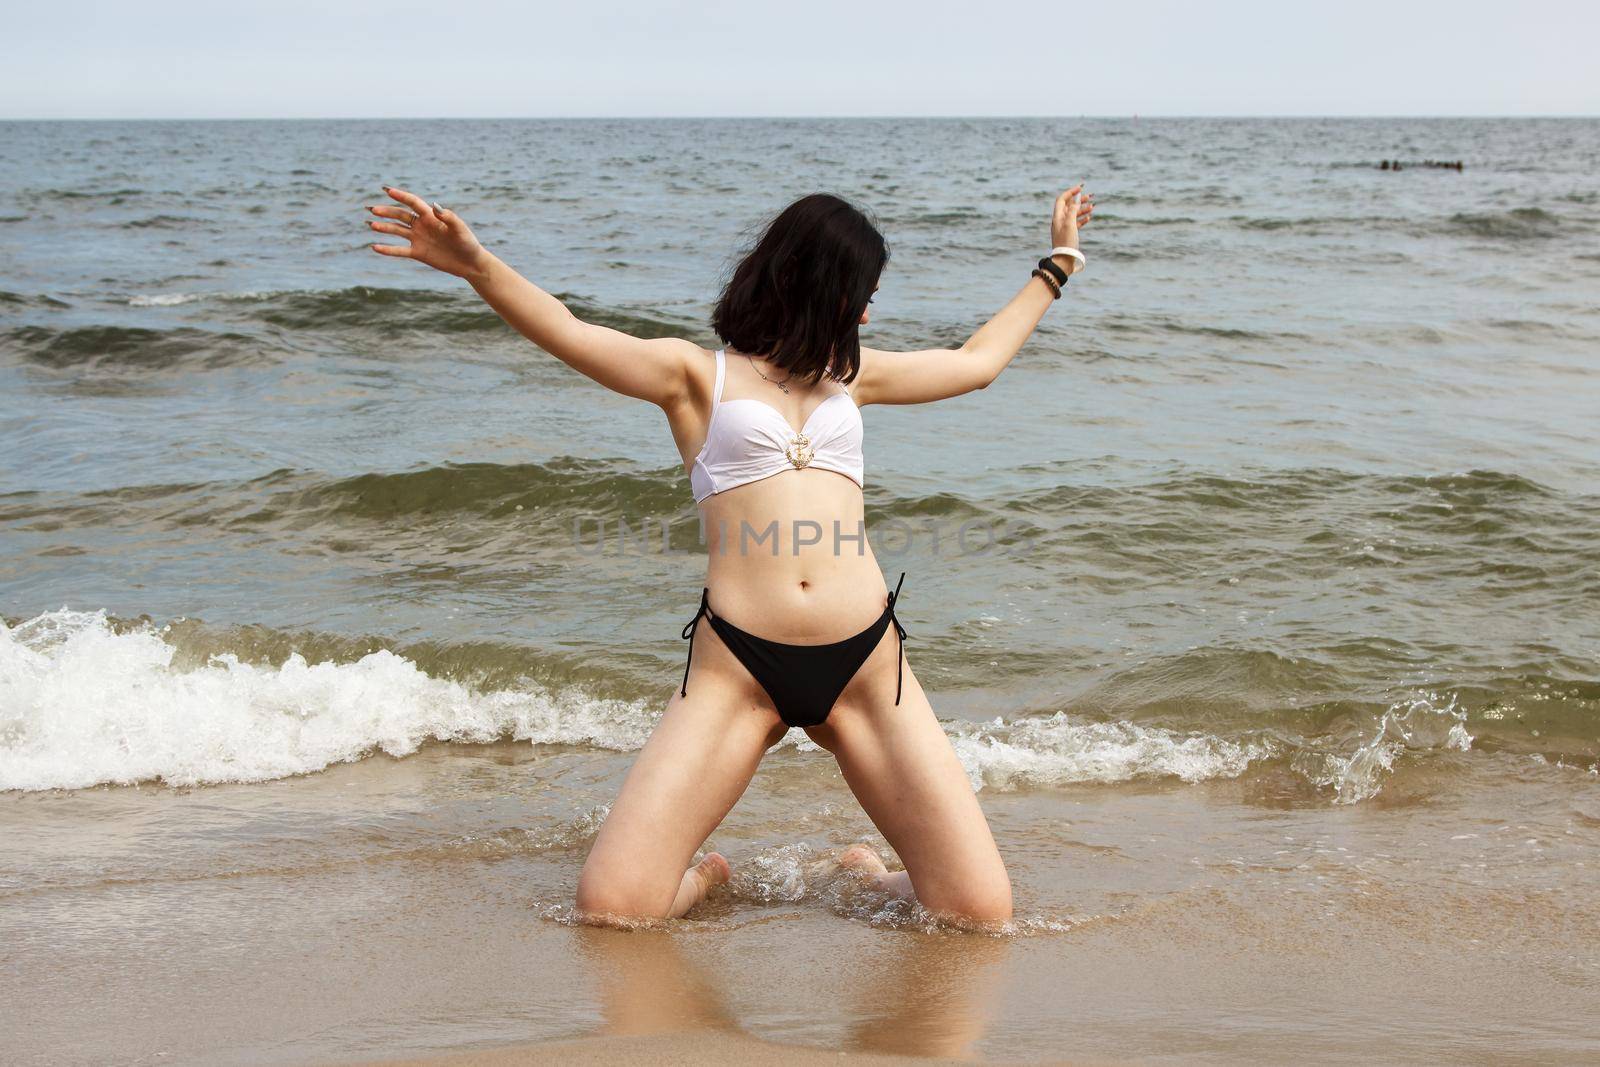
[679,572,908,729]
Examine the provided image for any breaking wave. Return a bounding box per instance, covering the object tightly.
[1,609,1489,802]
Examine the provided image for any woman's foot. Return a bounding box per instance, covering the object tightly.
[696,851,732,888]
[669,851,731,918]
[838,843,916,902]
[839,843,889,877]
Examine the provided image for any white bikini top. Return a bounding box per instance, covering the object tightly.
[690,348,865,503]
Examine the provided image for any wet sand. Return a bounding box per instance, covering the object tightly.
[353,1031,1034,1066]
[4,742,1598,1065]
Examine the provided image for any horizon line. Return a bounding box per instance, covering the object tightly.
[2,112,1597,123]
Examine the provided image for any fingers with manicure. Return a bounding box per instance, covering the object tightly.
[365,185,487,276]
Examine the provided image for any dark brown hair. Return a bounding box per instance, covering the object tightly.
[711,193,889,384]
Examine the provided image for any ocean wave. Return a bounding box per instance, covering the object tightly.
[949,712,1274,790]
[244,286,510,334]
[3,607,1497,799]
[1007,465,1561,519]
[260,459,690,522]
[0,610,1283,795]
[127,292,232,307]
[1,461,1020,532]
[1096,313,1307,344]
[882,208,985,228]
[0,291,69,309]
[1210,207,1571,241]
[8,462,1589,588]
[0,286,693,375]
[0,608,656,792]
[1,324,269,370]
[1230,214,1343,233]
[117,285,693,341]
[39,187,144,201]
[1441,207,1563,240]
[1289,692,1472,804]
[1102,215,1197,227]
[122,214,195,230]
[0,462,693,537]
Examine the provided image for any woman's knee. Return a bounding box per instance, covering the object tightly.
[575,863,674,923]
[918,872,1013,925]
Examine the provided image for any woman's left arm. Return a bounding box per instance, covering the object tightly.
[852,184,1092,407]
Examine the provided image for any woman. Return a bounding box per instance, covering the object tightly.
[367,183,1093,926]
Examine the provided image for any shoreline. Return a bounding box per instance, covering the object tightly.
[341,1031,1087,1066]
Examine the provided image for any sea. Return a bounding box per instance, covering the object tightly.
[2,117,1597,1065]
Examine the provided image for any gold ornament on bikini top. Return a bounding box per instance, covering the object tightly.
[784,432,814,469]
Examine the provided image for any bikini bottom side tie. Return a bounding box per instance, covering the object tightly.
[679,587,711,698]
[886,570,909,705]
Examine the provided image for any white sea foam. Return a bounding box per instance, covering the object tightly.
[127,290,277,308]
[717,840,1081,934]
[0,609,1459,801]
[127,293,208,307]
[0,609,655,792]
[948,712,1274,792]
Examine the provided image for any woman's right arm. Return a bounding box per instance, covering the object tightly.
[369,186,698,409]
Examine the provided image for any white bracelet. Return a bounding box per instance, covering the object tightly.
[1049,246,1086,275]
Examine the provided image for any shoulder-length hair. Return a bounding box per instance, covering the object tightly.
[711,193,889,385]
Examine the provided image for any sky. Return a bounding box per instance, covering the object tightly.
[4,0,1596,119]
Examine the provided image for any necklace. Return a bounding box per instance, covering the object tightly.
[745,353,793,395]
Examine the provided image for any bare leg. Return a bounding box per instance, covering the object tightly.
[576,624,786,924]
[808,647,1012,925]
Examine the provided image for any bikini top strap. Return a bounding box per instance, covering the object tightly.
[712,348,726,408]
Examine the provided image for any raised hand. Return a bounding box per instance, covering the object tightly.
[1050,184,1095,257]
[367,186,491,280]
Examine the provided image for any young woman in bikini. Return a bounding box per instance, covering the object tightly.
[367,182,1092,926]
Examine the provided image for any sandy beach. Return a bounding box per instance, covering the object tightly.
[6,743,1596,1065]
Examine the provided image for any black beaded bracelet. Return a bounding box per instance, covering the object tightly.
[1036,255,1070,288]
[1031,267,1062,299]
